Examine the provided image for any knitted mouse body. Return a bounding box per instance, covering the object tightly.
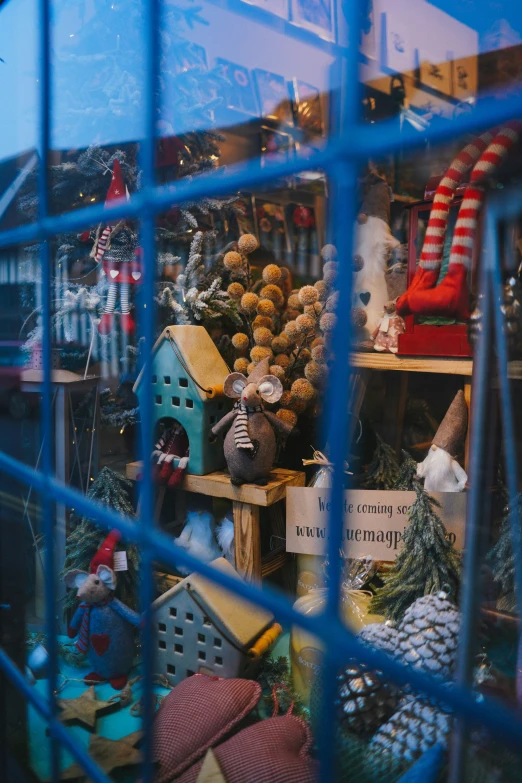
[64,530,140,689]
[223,407,278,485]
[68,597,139,684]
[210,359,293,486]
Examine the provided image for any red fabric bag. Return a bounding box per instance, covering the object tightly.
[177,713,318,783]
[153,674,261,782]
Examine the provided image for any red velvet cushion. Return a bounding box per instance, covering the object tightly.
[153,674,262,783]
[177,715,318,783]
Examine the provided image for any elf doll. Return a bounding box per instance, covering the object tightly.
[92,160,141,336]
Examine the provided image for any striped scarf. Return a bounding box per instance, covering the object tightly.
[234,402,262,450]
[76,598,111,653]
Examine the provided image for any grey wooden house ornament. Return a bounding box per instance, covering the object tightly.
[152,558,281,686]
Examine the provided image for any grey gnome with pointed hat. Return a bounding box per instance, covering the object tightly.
[417,390,468,492]
[210,358,294,486]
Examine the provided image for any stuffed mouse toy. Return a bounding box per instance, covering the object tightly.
[210,358,294,486]
[64,530,140,689]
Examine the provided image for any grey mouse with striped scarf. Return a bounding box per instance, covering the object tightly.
[210,358,294,486]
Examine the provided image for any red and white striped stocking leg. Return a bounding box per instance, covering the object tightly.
[396,129,495,317]
[408,121,522,320]
[120,282,135,336]
[98,281,117,335]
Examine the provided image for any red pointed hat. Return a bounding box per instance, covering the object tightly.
[90,529,120,573]
[104,159,126,208]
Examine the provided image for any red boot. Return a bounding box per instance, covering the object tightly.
[109,674,128,690]
[98,313,113,335]
[408,264,470,321]
[158,461,173,484]
[396,266,441,316]
[167,456,189,488]
[121,313,136,335]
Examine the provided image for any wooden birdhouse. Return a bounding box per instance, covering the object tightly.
[152,558,281,686]
[133,325,232,476]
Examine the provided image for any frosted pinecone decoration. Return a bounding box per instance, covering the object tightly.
[367,695,453,776]
[359,621,399,657]
[334,660,400,734]
[396,592,460,680]
[333,621,401,734]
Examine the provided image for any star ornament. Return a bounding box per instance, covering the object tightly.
[58,686,117,730]
[58,731,144,780]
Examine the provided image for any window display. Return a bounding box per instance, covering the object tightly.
[2,1,522,782]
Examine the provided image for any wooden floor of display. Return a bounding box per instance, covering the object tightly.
[28,633,291,781]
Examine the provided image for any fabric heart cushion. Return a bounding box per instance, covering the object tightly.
[176,715,318,783]
[153,674,262,783]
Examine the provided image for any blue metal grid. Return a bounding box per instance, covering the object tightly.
[0,1,521,781]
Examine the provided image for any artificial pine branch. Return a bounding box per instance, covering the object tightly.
[257,655,307,719]
[62,467,139,617]
[393,450,420,491]
[362,434,400,490]
[369,484,461,623]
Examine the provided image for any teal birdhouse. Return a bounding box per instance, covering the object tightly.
[133,325,232,476]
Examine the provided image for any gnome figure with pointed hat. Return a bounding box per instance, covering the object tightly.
[92,159,141,336]
[417,390,468,492]
[210,358,295,486]
[64,529,140,689]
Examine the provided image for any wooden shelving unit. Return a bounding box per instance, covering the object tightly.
[350,352,522,379]
[126,464,305,583]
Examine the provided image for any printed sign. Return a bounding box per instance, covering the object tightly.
[286,488,466,561]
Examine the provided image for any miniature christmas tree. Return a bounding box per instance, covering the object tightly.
[362,434,400,490]
[63,467,140,615]
[487,494,521,613]
[369,484,461,622]
[393,450,420,491]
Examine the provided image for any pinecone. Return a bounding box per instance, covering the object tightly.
[334,660,400,734]
[367,695,452,777]
[359,621,399,656]
[396,593,460,680]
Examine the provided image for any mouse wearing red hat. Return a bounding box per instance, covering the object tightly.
[92,159,141,337]
[64,529,140,689]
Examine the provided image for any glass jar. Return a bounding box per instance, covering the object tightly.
[291,558,383,703]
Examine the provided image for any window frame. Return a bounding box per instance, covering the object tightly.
[0,1,521,781]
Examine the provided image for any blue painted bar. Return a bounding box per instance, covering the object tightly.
[38,0,60,778]
[138,0,160,779]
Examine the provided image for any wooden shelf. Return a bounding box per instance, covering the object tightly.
[350,352,522,379]
[126,464,305,507]
[350,353,473,376]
